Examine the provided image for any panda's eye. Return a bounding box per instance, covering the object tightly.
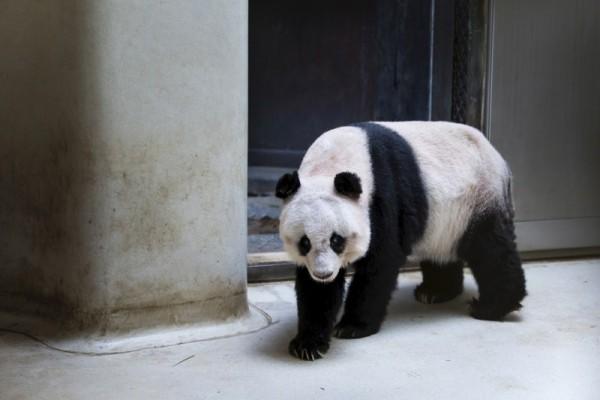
[330,233,346,254]
[298,235,311,256]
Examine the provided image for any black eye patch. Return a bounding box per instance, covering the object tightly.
[298,235,311,256]
[330,233,346,254]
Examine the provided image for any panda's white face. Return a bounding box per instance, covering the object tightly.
[279,180,371,283]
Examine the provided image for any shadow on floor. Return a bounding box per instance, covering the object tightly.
[253,278,496,363]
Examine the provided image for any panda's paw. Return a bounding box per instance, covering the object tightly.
[288,336,329,361]
[414,283,462,304]
[333,320,379,339]
[469,297,522,321]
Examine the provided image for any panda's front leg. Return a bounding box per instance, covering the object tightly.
[289,267,345,361]
[334,245,404,339]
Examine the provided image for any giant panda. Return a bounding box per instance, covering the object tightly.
[276,121,527,361]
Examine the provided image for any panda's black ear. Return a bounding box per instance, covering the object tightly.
[275,171,301,199]
[334,172,362,200]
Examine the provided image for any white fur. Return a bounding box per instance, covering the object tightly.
[279,126,373,282]
[299,126,374,210]
[376,121,510,263]
[279,121,511,276]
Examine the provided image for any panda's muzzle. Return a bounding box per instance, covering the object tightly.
[309,251,340,282]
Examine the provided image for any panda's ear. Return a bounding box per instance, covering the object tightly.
[334,172,362,200]
[275,171,301,199]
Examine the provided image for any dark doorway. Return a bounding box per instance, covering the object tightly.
[249,0,459,168]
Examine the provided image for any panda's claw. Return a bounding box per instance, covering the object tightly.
[333,320,379,339]
[414,283,462,305]
[289,336,329,361]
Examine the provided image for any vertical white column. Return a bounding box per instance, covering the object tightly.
[0,0,249,334]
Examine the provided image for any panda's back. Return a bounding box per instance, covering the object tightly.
[376,121,511,262]
[299,121,511,263]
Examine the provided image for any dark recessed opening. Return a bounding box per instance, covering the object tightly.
[247,0,489,277]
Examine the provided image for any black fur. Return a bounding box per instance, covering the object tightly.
[414,261,464,304]
[334,172,362,200]
[334,122,429,338]
[298,235,311,256]
[458,209,526,320]
[289,267,346,361]
[275,170,300,199]
[329,233,346,254]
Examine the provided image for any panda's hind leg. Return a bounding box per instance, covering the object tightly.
[414,260,464,304]
[458,210,526,321]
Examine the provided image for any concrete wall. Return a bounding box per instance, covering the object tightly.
[0,0,248,332]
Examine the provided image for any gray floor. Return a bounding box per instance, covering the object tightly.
[2,259,599,399]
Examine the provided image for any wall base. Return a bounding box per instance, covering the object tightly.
[0,303,272,355]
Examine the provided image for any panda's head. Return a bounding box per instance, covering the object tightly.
[276,171,371,283]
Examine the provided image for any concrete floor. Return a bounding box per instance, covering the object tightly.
[1,259,599,399]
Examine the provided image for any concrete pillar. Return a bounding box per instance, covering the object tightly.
[0,0,251,343]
